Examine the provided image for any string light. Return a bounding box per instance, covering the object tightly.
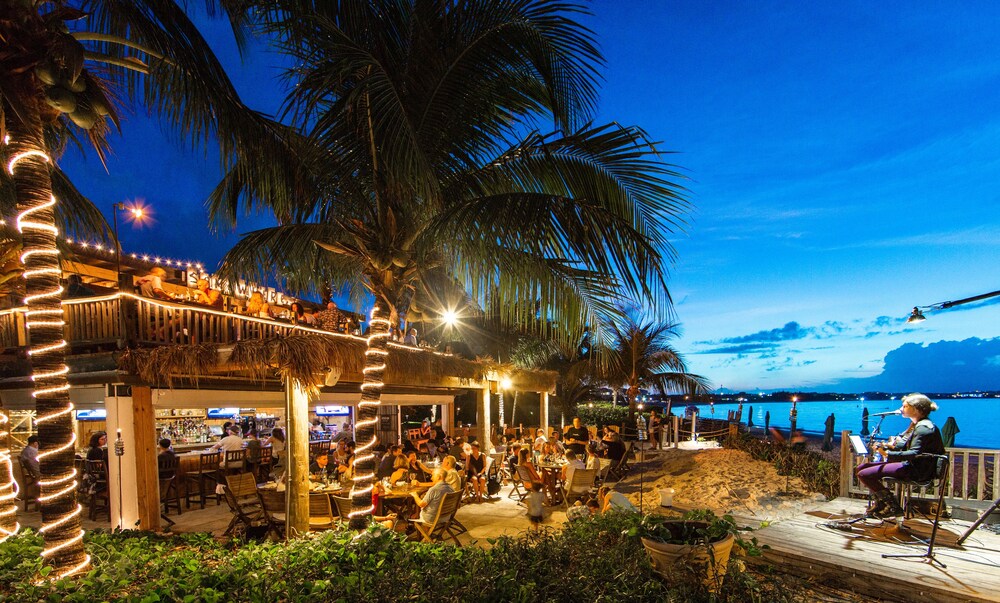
[6,136,89,578]
[348,306,390,523]
[0,411,21,542]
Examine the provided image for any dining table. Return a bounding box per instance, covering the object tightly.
[380,482,431,527]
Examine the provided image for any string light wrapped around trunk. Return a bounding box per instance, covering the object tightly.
[0,410,20,541]
[349,305,390,528]
[6,134,89,577]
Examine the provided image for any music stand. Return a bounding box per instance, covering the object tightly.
[848,435,868,456]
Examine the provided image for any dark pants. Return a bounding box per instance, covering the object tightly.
[856,461,911,494]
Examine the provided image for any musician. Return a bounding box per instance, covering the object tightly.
[854,393,945,518]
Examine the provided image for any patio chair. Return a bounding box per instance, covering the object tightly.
[513,466,536,504]
[332,494,353,522]
[605,444,632,482]
[185,451,222,509]
[560,468,597,510]
[223,472,264,537]
[257,487,286,540]
[308,492,337,531]
[507,465,526,501]
[408,490,462,545]
[251,446,273,482]
[882,454,951,568]
[595,458,613,486]
[17,457,40,512]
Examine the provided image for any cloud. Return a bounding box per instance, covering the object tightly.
[698,343,779,354]
[719,322,811,344]
[822,337,1000,392]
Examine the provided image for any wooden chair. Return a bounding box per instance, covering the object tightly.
[513,466,536,504]
[448,490,469,540]
[409,490,462,545]
[308,492,337,531]
[257,487,286,539]
[606,444,632,482]
[560,468,596,510]
[223,449,247,475]
[249,446,273,482]
[17,456,40,512]
[595,458,613,486]
[82,459,110,521]
[184,451,222,509]
[507,464,526,501]
[332,494,353,523]
[158,454,183,524]
[309,440,330,460]
[223,472,264,537]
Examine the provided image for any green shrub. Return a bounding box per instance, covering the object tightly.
[0,512,805,603]
[578,402,645,429]
[725,433,840,499]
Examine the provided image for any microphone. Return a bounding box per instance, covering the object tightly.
[871,410,901,417]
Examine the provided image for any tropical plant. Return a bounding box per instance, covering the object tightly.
[0,0,259,578]
[627,509,763,557]
[593,315,710,425]
[213,0,693,527]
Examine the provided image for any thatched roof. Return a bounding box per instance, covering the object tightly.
[119,334,556,392]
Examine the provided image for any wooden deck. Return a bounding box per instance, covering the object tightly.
[748,497,1000,603]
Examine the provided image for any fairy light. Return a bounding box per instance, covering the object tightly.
[0,411,21,542]
[348,306,390,523]
[6,137,88,578]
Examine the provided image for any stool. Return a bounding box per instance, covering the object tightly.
[882,453,950,568]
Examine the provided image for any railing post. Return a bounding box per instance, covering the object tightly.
[119,294,138,348]
[672,415,679,448]
[840,429,853,498]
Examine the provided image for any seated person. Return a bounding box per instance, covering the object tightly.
[598,486,637,514]
[20,435,40,476]
[441,455,463,493]
[602,431,626,462]
[516,447,542,486]
[548,431,566,453]
[566,498,601,521]
[157,439,177,477]
[136,267,172,300]
[411,468,454,524]
[465,442,487,502]
[244,292,273,318]
[194,278,223,308]
[210,426,246,468]
[404,451,434,483]
[561,450,587,491]
[309,453,331,479]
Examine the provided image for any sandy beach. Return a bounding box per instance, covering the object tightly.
[612,443,829,522]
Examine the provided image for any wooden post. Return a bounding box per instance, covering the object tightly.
[285,380,310,537]
[477,386,492,452]
[107,386,159,532]
[539,391,549,435]
[672,415,680,448]
[840,429,853,498]
[444,402,455,439]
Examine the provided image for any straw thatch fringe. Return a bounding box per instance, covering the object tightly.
[119,335,556,391]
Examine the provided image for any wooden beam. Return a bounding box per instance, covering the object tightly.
[131,386,159,531]
[285,380,310,537]
[477,386,492,452]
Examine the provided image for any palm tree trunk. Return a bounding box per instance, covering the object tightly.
[349,304,390,529]
[6,120,89,576]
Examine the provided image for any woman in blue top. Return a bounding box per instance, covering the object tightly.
[855,393,946,518]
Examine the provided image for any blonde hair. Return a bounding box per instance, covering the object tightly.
[149,267,167,278]
[432,467,445,481]
[902,393,938,418]
[246,291,264,314]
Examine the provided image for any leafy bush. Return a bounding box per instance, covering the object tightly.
[725,433,840,499]
[578,402,644,429]
[0,513,801,602]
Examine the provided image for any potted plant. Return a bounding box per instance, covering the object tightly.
[627,510,762,591]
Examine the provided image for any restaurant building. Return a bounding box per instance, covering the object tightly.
[0,242,555,530]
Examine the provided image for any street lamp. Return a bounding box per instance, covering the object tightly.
[112,201,147,286]
[907,289,1000,323]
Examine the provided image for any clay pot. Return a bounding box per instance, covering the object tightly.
[641,521,735,592]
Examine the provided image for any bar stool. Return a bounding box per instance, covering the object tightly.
[223,449,247,475]
[83,460,110,521]
[158,455,183,523]
[184,451,222,509]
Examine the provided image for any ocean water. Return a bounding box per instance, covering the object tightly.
[669,399,998,449]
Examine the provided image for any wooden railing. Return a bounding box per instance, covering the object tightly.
[840,433,999,503]
[0,293,363,352]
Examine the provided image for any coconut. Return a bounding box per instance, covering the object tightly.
[45,87,77,113]
[35,64,58,86]
[68,107,98,130]
[66,76,87,93]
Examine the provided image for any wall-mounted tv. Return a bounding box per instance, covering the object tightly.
[75,409,107,421]
[206,407,240,418]
[315,405,351,417]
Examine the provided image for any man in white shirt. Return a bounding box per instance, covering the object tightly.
[561,450,588,494]
[20,435,40,475]
[211,427,246,468]
[137,267,171,300]
[403,328,419,346]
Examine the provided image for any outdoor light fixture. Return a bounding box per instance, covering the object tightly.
[441,309,457,327]
[500,377,512,390]
[112,201,149,286]
[906,289,1000,324]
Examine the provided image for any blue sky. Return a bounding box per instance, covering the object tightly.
[59,1,1000,393]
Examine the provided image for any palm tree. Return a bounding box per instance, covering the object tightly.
[213,0,693,528]
[0,0,260,577]
[598,316,710,427]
